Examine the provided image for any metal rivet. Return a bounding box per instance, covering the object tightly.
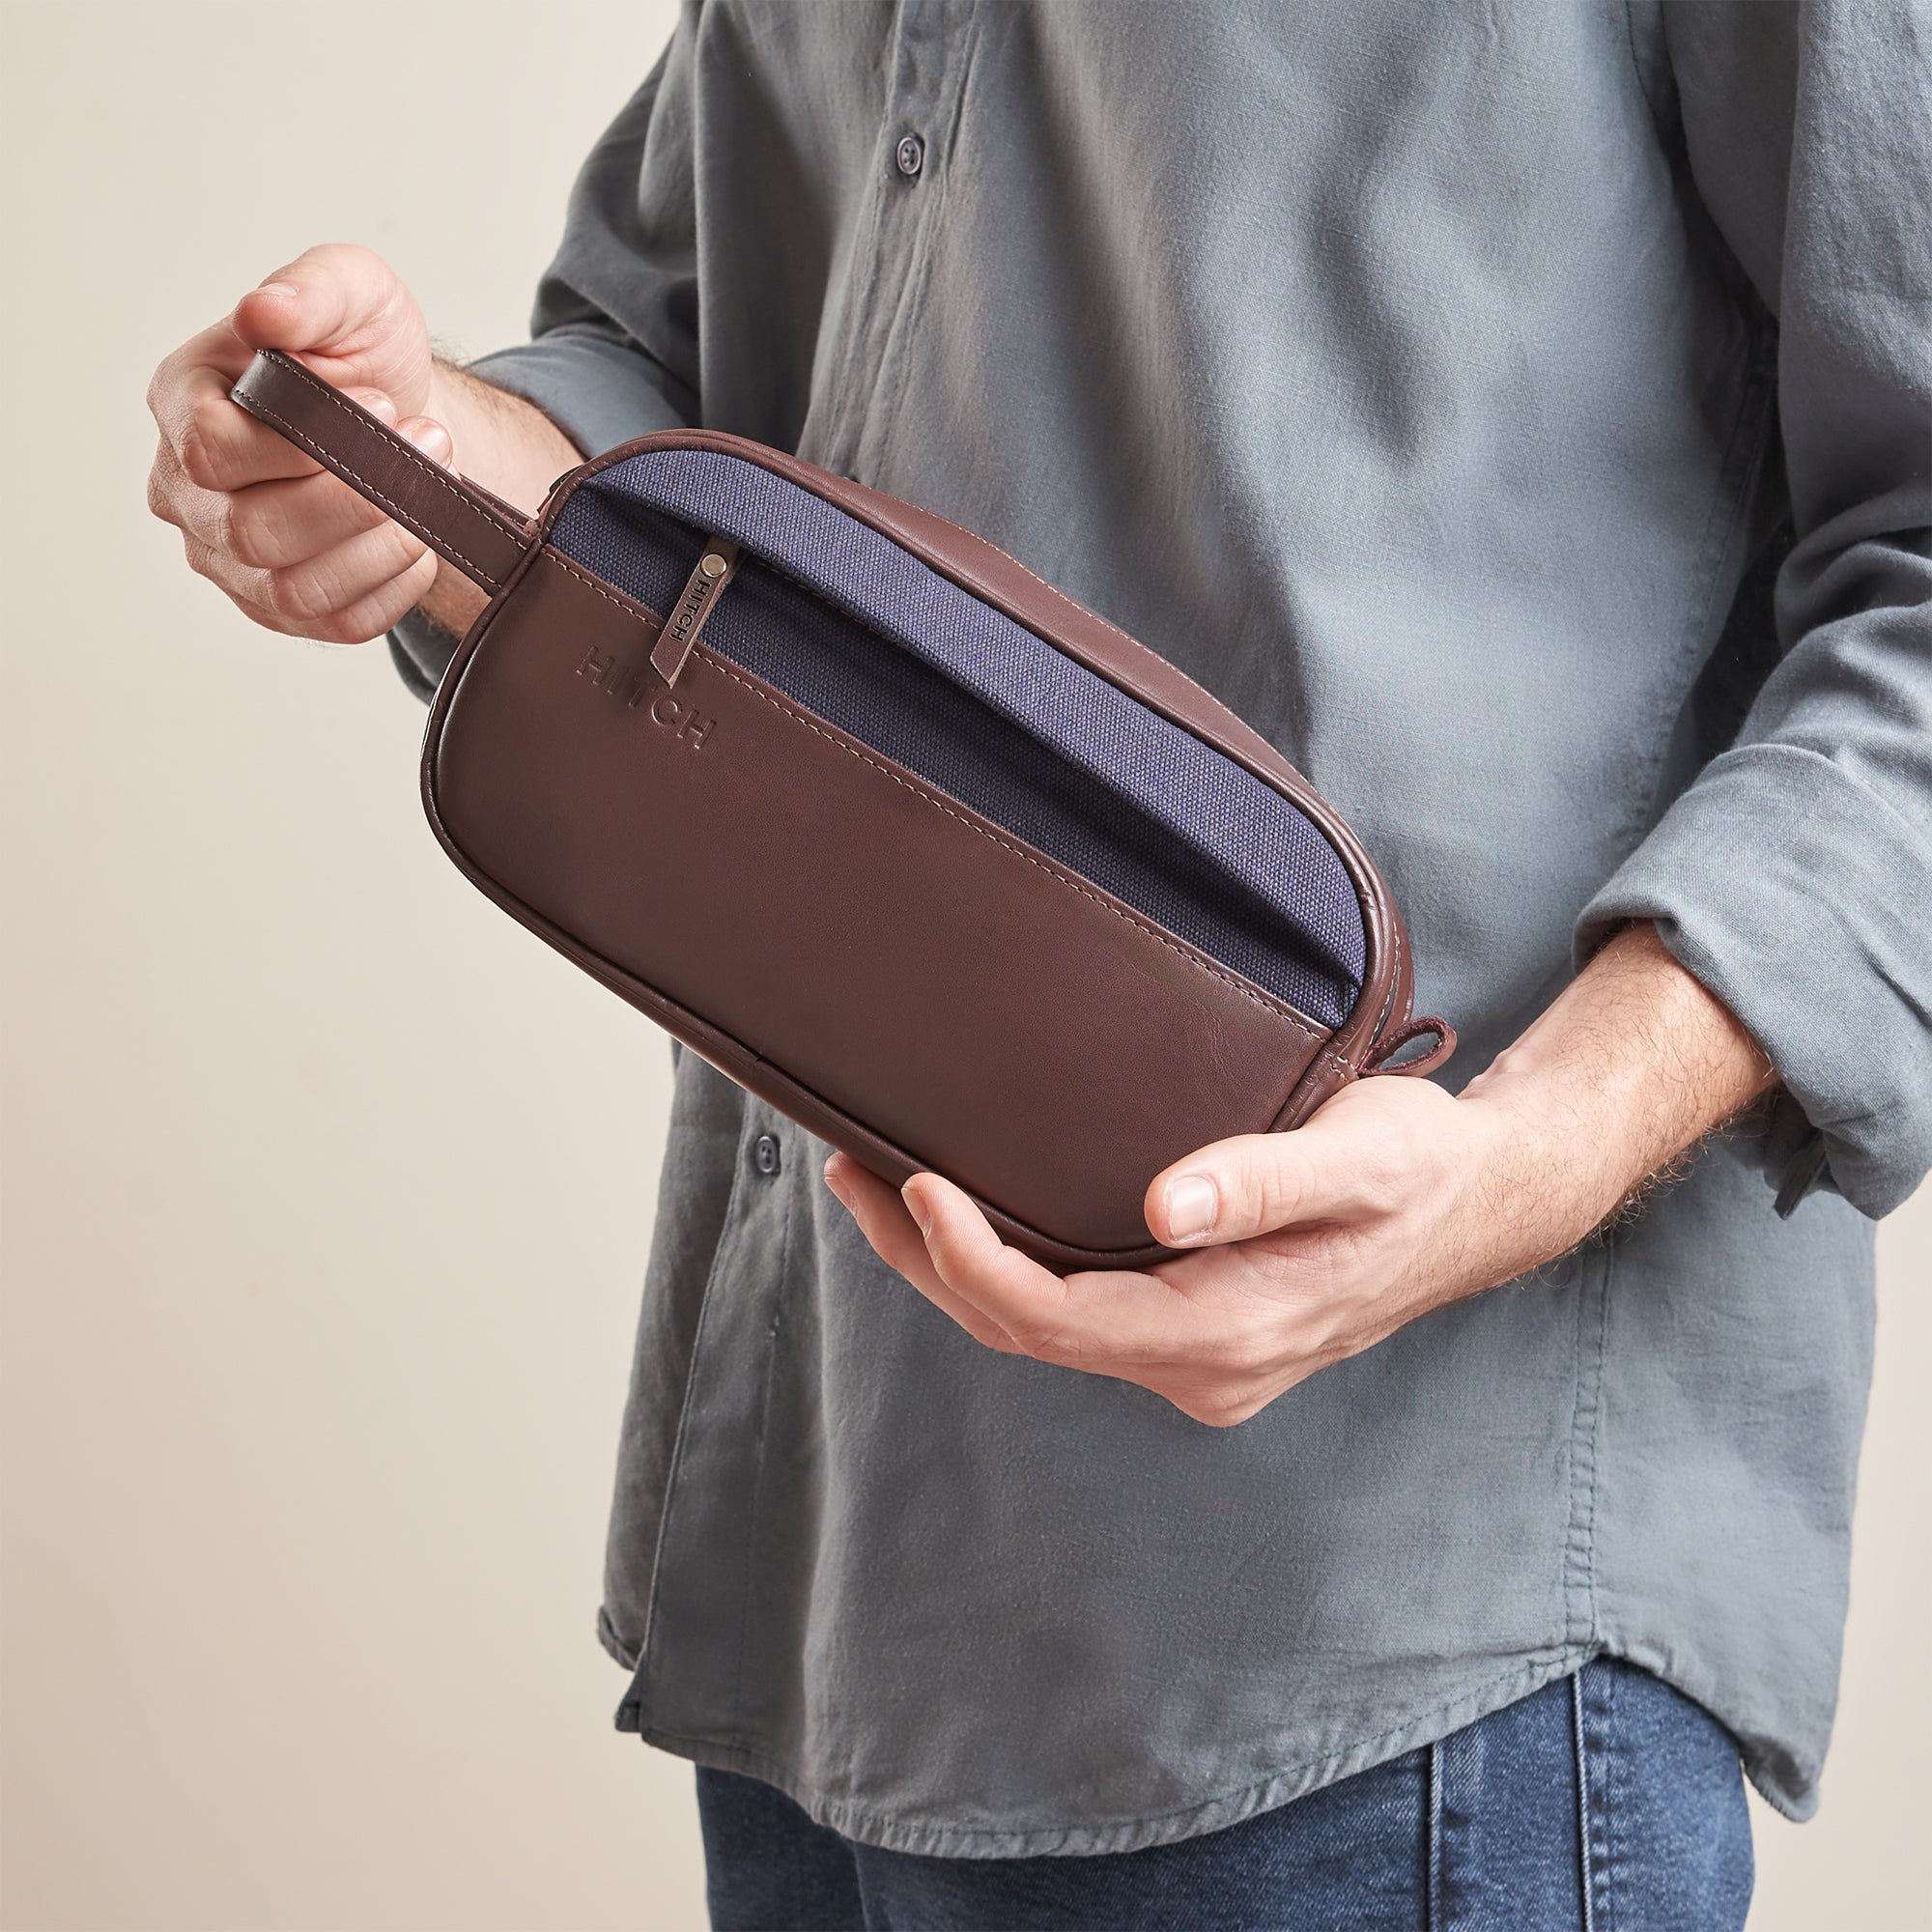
[753,1134,781,1176]
[699,552,727,580]
[895,133,924,179]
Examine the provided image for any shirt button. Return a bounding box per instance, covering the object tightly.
[895,133,924,179]
[753,1134,782,1176]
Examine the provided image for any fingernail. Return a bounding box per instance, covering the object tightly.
[254,281,298,300]
[822,1158,851,1211]
[902,1182,933,1239]
[400,416,452,462]
[1165,1175,1219,1243]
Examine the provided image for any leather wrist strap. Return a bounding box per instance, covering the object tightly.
[230,350,535,593]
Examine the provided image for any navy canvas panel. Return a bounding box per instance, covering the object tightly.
[550,452,1367,1027]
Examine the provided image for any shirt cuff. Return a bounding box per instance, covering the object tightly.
[467,325,689,460]
[387,327,691,701]
[1576,742,1932,1219]
[388,618,458,701]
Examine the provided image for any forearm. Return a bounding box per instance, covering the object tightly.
[415,361,582,635]
[1453,922,1776,1277]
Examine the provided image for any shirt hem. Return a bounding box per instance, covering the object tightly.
[597,1605,640,1671]
[624,1648,1588,1859]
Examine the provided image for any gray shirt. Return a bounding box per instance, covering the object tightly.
[392,0,1931,1854]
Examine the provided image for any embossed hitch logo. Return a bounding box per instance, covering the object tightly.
[576,647,716,750]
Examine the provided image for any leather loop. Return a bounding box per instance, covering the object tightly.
[1363,1016,1457,1079]
[230,350,534,593]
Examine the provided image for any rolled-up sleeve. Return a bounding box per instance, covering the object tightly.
[1577,1,1932,1216]
[391,17,699,696]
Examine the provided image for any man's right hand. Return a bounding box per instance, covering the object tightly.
[146,243,456,644]
[147,243,579,645]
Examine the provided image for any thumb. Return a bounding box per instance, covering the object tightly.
[1144,1077,1461,1248]
[230,243,431,412]
[394,414,455,468]
[1145,1133,1319,1248]
[1144,1108,1399,1248]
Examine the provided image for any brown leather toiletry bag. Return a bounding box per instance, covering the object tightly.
[233,349,1452,1270]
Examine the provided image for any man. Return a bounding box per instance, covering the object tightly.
[147,4,1929,1925]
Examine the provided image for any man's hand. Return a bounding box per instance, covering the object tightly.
[146,243,579,644]
[824,923,1776,1426]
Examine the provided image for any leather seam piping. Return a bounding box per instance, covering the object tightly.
[537,548,670,627]
[688,646,1323,1038]
[901,497,1186,688]
[268,356,529,547]
[239,393,507,590]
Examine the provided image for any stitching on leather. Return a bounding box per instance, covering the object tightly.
[240,394,504,590]
[691,647,1321,1038]
[539,549,668,626]
[269,356,527,545]
[903,500,1161,663]
[1384,911,1406,1042]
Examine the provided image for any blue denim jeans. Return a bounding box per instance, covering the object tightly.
[696,1661,1752,1930]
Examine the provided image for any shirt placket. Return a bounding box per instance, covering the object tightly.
[816,0,973,481]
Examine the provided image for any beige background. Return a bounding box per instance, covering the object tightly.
[2,4,1924,1926]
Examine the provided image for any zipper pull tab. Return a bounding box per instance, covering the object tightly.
[651,537,742,686]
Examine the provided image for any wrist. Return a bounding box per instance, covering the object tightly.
[1455,923,1776,1257]
[1433,1072,1622,1293]
[410,363,585,639]
[1456,1058,1634,1246]
[425,361,581,516]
